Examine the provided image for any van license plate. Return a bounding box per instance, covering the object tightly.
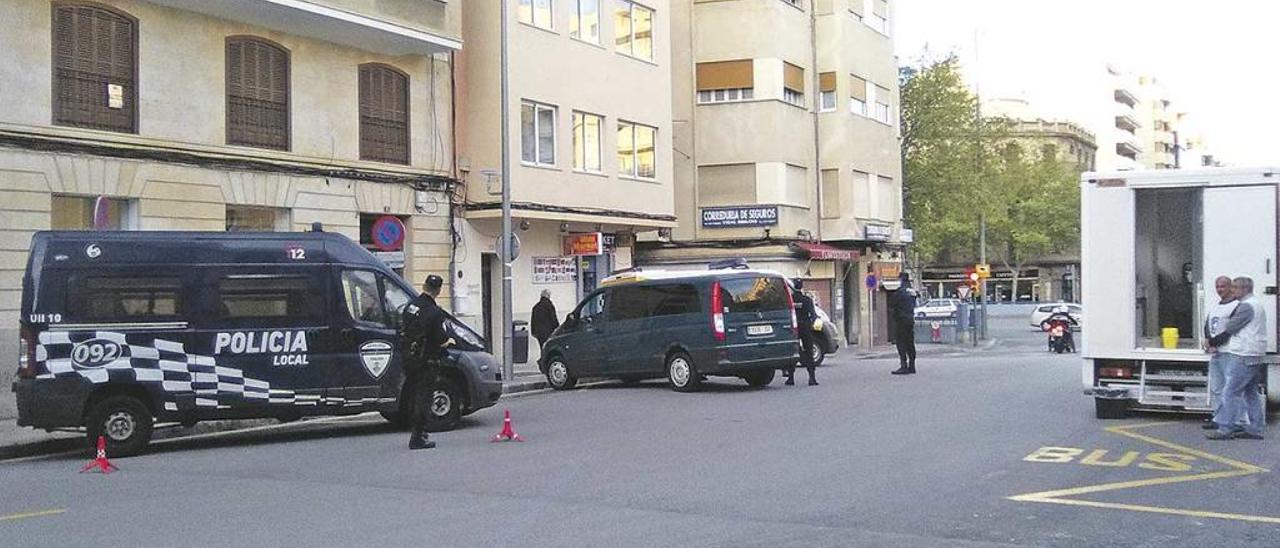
[747,325,774,336]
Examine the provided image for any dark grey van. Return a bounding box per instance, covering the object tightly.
[538,270,800,391]
[12,229,501,456]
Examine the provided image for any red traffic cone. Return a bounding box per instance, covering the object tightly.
[80,436,119,474]
[490,409,524,442]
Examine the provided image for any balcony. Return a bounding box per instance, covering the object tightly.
[1116,140,1141,160]
[1113,88,1138,107]
[145,0,460,55]
[1114,113,1140,132]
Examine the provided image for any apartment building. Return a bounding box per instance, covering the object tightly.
[1136,75,1179,170]
[456,0,676,362]
[0,0,461,418]
[636,0,905,346]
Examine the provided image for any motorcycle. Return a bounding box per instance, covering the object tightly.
[1042,315,1076,354]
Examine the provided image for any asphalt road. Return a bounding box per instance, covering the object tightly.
[2,318,1277,547]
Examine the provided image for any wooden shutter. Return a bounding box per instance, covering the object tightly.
[849,75,868,100]
[875,84,892,106]
[784,62,805,93]
[52,4,137,133]
[226,37,290,151]
[696,60,754,91]
[819,72,836,93]
[359,64,410,165]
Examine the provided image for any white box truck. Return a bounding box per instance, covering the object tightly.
[1081,167,1280,418]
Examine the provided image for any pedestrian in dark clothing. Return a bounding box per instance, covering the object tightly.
[401,274,452,450]
[784,279,820,386]
[531,289,560,349]
[888,272,918,375]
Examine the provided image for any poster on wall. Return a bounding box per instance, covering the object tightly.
[534,257,578,284]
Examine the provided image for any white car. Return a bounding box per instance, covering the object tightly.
[1029,303,1083,330]
[914,298,961,319]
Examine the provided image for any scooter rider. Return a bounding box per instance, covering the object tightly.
[401,274,452,450]
[1040,306,1078,352]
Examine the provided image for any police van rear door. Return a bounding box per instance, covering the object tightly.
[336,269,405,407]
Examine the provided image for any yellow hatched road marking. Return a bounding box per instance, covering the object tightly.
[1008,422,1278,525]
[0,508,66,522]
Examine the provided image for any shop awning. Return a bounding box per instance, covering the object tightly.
[795,242,859,261]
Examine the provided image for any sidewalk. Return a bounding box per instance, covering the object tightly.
[2,339,999,460]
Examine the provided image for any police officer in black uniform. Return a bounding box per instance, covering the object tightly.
[401,274,451,450]
[889,272,918,375]
[784,279,820,386]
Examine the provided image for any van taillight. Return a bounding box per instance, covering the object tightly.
[785,287,798,336]
[17,325,37,379]
[710,281,726,341]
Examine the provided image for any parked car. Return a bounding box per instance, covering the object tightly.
[13,229,502,456]
[539,269,800,392]
[914,298,962,319]
[1029,303,1084,330]
[809,304,843,366]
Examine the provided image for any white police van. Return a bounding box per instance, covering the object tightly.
[13,228,501,456]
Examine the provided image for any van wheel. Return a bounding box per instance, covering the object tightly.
[810,344,826,366]
[425,377,464,432]
[85,395,154,458]
[667,352,701,392]
[742,369,775,388]
[546,356,578,390]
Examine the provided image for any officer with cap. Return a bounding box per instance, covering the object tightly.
[784,279,820,386]
[401,274,451,450]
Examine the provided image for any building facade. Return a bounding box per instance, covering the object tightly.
[639,0,905,347]
[0,0,460,418]
[455,0,677,364]
[1136,75,1178,170]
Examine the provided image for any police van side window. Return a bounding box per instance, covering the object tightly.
[576,290,607,322]
[217,276,324,326]
[608,286,651,321]
[650,284,700,316]
[380,275,414,328]
[342,270,390,327]
[74,276,182,322]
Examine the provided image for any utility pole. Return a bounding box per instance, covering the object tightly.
[499,1,514,383]
[979,213,988,340]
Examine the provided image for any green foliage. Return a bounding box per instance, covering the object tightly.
[900,55,1081,286]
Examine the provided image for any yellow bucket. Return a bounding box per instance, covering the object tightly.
[1161,327,1180,349]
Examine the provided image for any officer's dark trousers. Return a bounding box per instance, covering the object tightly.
[408,359,440,435]
[895,322,917,370]
[785,332,818,382]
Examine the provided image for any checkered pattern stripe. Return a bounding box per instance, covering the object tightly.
[35,331,392,410]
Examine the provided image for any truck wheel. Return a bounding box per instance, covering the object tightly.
[667,352,702,392]
[1094,398,1129,420]
[425,377,463,432]
[742,369,775,388]
[85,395,154,458]
[545,356,578,390]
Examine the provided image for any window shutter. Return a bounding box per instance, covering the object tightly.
[784,62,805,93]
[875,84,892,105]
[696,60,754,91]
[52,5,137,133]
[226,37,290,151]
[359,65,410,165]
[849,75,868,100]
[819,72,836,93]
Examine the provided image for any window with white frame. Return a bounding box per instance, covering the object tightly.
[617,121,656,179]
[784,88,805,107]
[519,0,554,30]
[571,0,600,43]
[873,84,892,124]
[697,88,754,104]
[820,91,836,111]
[819,72,836,112]
[869,0,889,34]
[521,100,557,166]
[850,74,868,116]
[615,0,654,61]
[573,111,603,172]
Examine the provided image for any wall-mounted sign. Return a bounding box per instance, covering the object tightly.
[562,233,604,256]
[864,224,893,241]
[370,215,406,251]
[701,205,780,228]
[875,262,902,281]
[534,257,577,284]
[900,228,914,243]
[107,84,125,109]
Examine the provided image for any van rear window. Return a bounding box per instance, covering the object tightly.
[77,277,182,322]
[218,276,323,323]
[718,277,789,313]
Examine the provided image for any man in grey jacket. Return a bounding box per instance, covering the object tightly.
[1206,276,1267,440]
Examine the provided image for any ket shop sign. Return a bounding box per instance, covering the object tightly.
[562,233,604,256]
[701,205,780,228]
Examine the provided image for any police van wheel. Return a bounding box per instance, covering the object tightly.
[742,369,775,388]
[86,395,153,458]
[546,356,578,390]
[810,344,826,366]
[667,352,702,393]
[425,378,463,432]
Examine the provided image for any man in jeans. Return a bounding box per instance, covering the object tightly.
[1207,276,1267,440]
[1202,276,1239,429]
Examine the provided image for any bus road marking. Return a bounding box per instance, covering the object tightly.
[0,508,66,523]
[1008,422,1279,525]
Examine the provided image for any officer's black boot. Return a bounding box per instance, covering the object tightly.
[891,361,911,375]
[408,428,435,450]
[806,367,818,386]
[783,366,796,385]
[907,360,917,374]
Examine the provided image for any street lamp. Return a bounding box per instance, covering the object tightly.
[499,0,514,383]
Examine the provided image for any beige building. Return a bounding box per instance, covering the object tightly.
[1136,75,1178,170]
[986,98,1097,173]
[455,0,676,363]
[638,0,905,347]
[0,0,460,418]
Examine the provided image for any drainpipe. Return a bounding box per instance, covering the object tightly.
[810,0,823,244]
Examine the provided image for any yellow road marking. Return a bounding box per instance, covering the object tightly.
[1008,422,1278,525]
[0,508,66,523]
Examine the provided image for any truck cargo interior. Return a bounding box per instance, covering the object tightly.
[1134,188,1202,348]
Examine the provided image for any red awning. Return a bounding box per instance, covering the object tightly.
[796,242,860,261]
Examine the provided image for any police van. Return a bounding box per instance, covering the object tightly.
[13,229,502,456]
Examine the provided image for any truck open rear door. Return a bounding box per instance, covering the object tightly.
[1203,185,1278,353]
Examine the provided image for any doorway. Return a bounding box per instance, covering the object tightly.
[481,253,495,352]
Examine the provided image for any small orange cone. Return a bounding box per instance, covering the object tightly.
[80,436,118,474]
[490,409,524,442]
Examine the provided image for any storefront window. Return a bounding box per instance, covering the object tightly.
[226,205,290,231]
[51,195,134,230]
